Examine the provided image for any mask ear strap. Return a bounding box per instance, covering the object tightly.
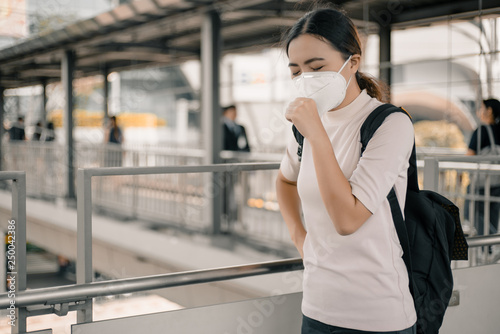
[345,74,353,89]
[338,55,353,73]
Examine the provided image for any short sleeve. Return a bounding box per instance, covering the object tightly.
[349,113,414,214]
[280,133,301,182]
[468,128,479,152]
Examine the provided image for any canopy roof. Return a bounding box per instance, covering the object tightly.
[0,0,499,88]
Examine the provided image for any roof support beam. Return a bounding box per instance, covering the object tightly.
[41,79,48,123]
[103,65,110,123]
[201,10,223,235]
[379,24,392,101]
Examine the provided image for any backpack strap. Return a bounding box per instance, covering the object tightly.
[359,103,418,297]
[292,125,304,161]
[387,188,416,297]
[360,104,419,192]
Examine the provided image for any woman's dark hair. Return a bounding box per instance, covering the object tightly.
[283,8,388,102]
[483,98,500,124]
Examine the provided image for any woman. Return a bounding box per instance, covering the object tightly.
[466,98,500,236]
[106,116,124,167]
[276,8,417,334]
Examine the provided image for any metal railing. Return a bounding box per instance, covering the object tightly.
[0,258,303,310]
[1,159,500,332]
[0,171,27,333]
[75,162,280,323]
[2,142,293,248]
[4,142,500,253]
[422,155,500,236]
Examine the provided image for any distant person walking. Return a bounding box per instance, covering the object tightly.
[466,98,500,236]
[32,122,43,141]
[221,105,250,231]
[41,122,56,142]
[8,117,26,141]
[106,116,123,167]
[222,105,250,152]
[108,116,123,145]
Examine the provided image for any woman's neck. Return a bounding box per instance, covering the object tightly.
[334,82,362,110]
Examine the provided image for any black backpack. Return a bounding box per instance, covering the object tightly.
[292,103,469,334]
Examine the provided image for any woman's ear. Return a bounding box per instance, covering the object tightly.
[349,54,361,74]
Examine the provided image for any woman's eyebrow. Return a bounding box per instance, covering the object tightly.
[288,57,325,67]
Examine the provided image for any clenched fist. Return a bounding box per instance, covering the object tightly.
[285,97,324,140]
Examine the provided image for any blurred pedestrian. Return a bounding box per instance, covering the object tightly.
[41,122,56,142]
[32,122,43,141]
[221,105,250,231]
[107,116,123,145]
[465,98,500,236]
[222,105,250,152]
[106,116,123,166]
[8,117,26,141]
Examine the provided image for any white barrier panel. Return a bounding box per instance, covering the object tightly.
[441,263,500,334]
[72,292,302,334]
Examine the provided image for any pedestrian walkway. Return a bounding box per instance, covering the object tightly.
[0,190,303,308]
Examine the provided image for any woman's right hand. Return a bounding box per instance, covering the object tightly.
[285,98,325,141]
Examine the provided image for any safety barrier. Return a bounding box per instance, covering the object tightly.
[1,162,500,332]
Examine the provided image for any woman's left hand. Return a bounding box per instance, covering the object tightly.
[285,97,325,140]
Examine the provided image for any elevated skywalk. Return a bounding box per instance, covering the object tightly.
[0,190,302,308]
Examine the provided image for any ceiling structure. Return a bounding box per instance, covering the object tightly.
[0,0,499,89]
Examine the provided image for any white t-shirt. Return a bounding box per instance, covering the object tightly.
[280,90,417,331]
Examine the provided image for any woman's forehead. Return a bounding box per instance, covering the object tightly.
[288,34,339,59]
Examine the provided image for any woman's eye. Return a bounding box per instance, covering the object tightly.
[312,66,324,71]
[292,70,301,76]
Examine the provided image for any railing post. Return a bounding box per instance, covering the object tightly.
[132,150,139,219]
[423,157,439,191]
[11,173,27,333]
[76,169,93,323]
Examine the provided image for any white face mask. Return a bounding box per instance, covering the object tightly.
[292,55,352,117]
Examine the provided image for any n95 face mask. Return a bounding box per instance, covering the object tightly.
[292,55,353,117]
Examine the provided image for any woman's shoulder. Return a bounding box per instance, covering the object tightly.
[491,123,500,132]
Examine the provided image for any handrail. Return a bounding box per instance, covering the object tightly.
[0,258,303,309]
[80,162,280,177]
[466,234,500,248]
[0,232,498,310]
[422,155,500,163]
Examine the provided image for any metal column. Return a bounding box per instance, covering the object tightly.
[62,50,76,199]
[41,79,48,123]
[379,25,392,100]
[0,86,4,172]
[201,10,223,234]
[103,65,110,122]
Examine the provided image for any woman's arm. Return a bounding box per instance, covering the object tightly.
[285,98,371,235]
[276,170,306,257]
[307,130,372,235]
